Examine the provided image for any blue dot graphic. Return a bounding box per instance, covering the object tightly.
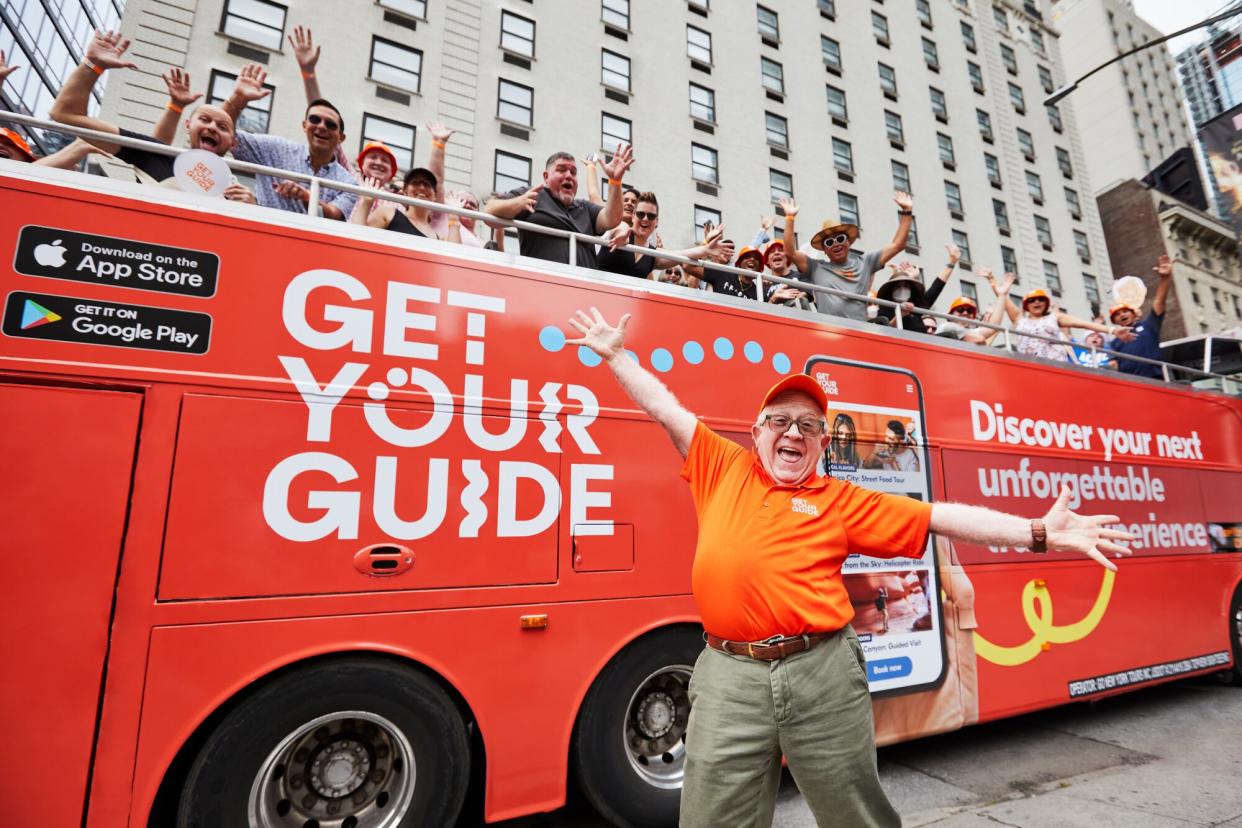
[651,348,674,373]
[625,349,640,365]
[772,352,792,373]
[744,341,764,363]
[683,341,705,364]
[578,345,603,367]
[538,325,566,352]
[713,337,735,359]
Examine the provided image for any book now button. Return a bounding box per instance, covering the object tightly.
[866,656,912,681]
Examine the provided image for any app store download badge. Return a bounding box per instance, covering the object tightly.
[13,225,219,298]
[3,291,211,355]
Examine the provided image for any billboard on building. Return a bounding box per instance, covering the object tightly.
[1200,103,1242,233]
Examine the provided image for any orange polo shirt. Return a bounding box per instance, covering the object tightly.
[681,421,932,642]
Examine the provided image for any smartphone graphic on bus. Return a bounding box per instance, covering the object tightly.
[807,356,947,697]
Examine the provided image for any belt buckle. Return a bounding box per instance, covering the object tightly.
[749,634,786,658]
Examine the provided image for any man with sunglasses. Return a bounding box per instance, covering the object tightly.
[563,306,1133,828]
[220,64,359,219]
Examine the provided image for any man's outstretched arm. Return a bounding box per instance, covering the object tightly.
[930,487,1133,571]
[565,308,697,457]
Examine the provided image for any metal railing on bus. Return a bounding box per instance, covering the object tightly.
[3,110,1238,396]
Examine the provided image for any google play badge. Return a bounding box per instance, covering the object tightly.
[20,298,61,330]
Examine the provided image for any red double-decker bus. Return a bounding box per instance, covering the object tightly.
[2,164,1240,828]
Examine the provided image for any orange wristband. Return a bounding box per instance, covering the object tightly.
[166,102,183,114]
[432,140,446,148]
[300,71,315,79]
[608,178,621,186]
[84,59,103,75]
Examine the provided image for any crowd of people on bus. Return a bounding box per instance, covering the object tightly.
[0,28,1175,377]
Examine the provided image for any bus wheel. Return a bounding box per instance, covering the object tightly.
[175,657,470,828]
[573,627,702,828]
[1226,590,1242,686]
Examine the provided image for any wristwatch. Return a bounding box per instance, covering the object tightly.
[898,209,913,216]
[1030,519,1048,553]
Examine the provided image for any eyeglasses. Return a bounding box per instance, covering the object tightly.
[824,233,850,246]
[950,306,977,318]
[306,114,340,132]
[762,414,826,437]
[634,210,658,220]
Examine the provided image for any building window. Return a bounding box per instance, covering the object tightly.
[827,85,848,121]
[993,4,1009,32]
[1008,82,1025,112]
[691,143,718,183]
[687,25,712,63]
[832,138,853,174]
[960,279,978,303]
[937,132,955,165]
[770,168,793,201]
[945,180,963,214]
[500,11,535,57]
[689,0,710,14]
[497,79,533,126]
[757,5,779,39]
[885,110,904,144]
[985,153,1002,187]
[1031,27,1045,54]
[379,0,427,20]
[220,0,287,51]
[822,36,842,72]
[208,70,274,133]
[818,0,836,16]
[1057,147,1074,178]
[1065,187,1081,219]
[602,49,630,92]
[922,38,939,70]
[1043,260,1062,296]
[961,20,977,52]
[1001,245,1018,276]
[1000,44,1017,75]
[1017,128,1035,159]
[601,112,631,153]
[494,150,531,192]
[977,109,993,142]
[930,87,948,121]
[766,111,788,148]
[917,0,933,28]
[1074,229,1091,261]
[360,113,415,172]
[839,192,860,225]
[872,12,890,45]
[761,58,784,94]
[968,61,984,94]
[1026,171,1044,202]
[952,229,972,265]
[993,198,1010,231]
[1084,273,1100,307]
[370,37,422,92]
[1035,215,1053,249]
[602,0,630,29]
[892,160,911,193]
[694,205,721,241]
[878,63,898,97]
[1189,279,1202,306]
[908,216,920,248]
[689,83,715,122]
[1038,65,1054,94]
[1047,103,1063,132]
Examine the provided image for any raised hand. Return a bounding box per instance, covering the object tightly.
[579,153,599,167]
[86,29,138,72]
[997,272,1015,295]
[289,26,320,72]
[232,63,270,104]
[0,49,20,85]
[518,184,541,212]
[1154,254,1172,279]
[703,222,725,246]
[601,143,634,181]
[566,307,629,361]
[426,120,456,145]
[760,214,776,232]
[778,197,798,218]
[1043,486,1133,571]
[161,68,202,108]
[894,191,914,211]
[946,243,961,264]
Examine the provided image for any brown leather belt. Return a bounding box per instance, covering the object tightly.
[705,630,836,661]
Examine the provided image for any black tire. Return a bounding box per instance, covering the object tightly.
[572,627,703,828]
[1226,589,1242,686]
[176,657,470,828]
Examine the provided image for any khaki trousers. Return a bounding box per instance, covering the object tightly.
[680,627,901,828]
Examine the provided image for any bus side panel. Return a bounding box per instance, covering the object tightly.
[129,597,698,825]
[0,383,141,827]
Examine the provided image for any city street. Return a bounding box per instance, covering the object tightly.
[475,676,1242,827]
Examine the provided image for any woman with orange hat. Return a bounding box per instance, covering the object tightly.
[1002,285,1134,362]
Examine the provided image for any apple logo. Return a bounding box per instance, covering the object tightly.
[33,239,68,268]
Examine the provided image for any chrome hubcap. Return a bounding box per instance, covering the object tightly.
[623,666,692,790]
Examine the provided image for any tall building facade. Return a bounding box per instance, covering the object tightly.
[98,0,1110,317]
[1177,0,1242,129]
[0,0,124,151]
[1052,0,1194,193]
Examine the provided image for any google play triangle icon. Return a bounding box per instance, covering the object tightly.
[20,298,61,330]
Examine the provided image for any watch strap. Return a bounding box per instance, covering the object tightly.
[1030,519,1048,553]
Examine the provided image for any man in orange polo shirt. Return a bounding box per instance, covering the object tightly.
[565,307,1133,828]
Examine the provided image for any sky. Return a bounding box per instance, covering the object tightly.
[1131,0,1237,54]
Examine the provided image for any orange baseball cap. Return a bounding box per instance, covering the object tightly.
[948,296,978,313]
[762,239,785,265]
[0,128,35,161]
[759,374,827,416]
[1108,302,1136,321]
[356,141,398,176]
[1022,288,1051,307]
[735,246,764,267]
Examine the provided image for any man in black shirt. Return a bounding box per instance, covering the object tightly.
[484,147,633,268]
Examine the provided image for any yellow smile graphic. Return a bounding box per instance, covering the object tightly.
[974,569,1116,666]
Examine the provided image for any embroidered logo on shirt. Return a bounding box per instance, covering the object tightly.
[791,497,819,516]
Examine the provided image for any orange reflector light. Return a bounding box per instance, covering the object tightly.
[520,614,548,630]
[1034,579,1047,589]
[1041,642,1052,652]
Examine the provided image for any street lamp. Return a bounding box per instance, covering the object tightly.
[1045,6,1242,106]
